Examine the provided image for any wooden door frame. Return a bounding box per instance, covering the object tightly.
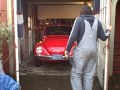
[109,0,118,76]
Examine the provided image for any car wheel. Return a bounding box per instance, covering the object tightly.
[35,59,42,67]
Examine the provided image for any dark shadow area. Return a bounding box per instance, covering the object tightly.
[108,75,120,90]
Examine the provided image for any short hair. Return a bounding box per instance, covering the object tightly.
[80,5,93,15]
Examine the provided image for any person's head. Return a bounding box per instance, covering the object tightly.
[80,5,93,15]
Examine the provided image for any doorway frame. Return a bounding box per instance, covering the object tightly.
[109,0,118,76]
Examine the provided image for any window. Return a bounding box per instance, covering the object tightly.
[45,26,72,35]
[99,0,107,24]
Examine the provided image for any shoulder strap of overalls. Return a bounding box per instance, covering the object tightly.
[84,19,98,30]
[92,19,98,30]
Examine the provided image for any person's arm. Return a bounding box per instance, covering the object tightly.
[65,17,80,53]
[97,21,110,41]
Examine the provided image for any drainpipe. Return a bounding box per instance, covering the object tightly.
[104,0,111,90]
[13,0,19,83]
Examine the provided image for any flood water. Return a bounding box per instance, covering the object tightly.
[20,55,102,90]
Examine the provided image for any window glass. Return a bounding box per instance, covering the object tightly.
[45,26,72,35]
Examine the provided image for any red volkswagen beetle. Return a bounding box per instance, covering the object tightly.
[34,24,76,66]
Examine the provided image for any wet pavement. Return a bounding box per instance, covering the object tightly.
[108,75,120,90]
[20,55,102,90]
[20,75,102,90]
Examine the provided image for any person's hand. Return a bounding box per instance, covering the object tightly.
[64,51,69,59]
[108,26,112,31]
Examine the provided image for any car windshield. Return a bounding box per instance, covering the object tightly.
[45,26,71,35]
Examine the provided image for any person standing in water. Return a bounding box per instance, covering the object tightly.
[65,5,111,90]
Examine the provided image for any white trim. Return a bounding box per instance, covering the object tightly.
[17,15,24,24]
[14,0,20,84]
[104,0,111,89]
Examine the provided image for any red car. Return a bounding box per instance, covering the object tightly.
[34,24,76,66]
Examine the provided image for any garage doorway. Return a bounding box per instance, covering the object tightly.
[20,1,102,90]
[113,0,120,74]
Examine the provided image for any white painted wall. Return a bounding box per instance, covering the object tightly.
[96,0,110,87]
[37,5,82,19]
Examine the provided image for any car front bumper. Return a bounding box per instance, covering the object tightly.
[34,55,73,61]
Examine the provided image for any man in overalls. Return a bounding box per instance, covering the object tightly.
[65,5,110,90]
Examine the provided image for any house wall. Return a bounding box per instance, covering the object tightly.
[0,0,10,73]
[7,0,15,74]
[0,0,15,74]
[0,0,7,21]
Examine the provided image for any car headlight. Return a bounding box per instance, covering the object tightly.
[36,46,42,53]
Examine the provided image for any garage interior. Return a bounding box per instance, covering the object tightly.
[19,0,102,90]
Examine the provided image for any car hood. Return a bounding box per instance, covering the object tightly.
[43,35,69,55]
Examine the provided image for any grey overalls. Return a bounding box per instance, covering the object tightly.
[70,19,98,90]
